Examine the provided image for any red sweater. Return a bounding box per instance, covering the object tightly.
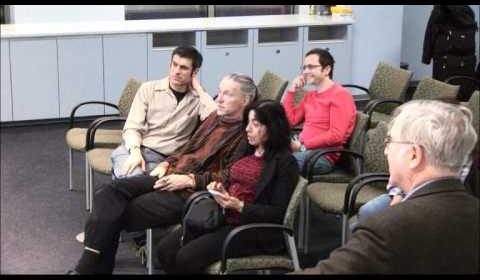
[225,154,264,225]
[283,83,356,163]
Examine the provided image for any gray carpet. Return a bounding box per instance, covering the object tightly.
[0,122,341,274]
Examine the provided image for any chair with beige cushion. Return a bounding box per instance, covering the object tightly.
[257,70,289,102]
[66,78,141,211]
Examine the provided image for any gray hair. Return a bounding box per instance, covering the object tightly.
[225,73,258,102]
[389,100,478,172]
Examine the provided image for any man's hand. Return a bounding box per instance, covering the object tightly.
[153,174,195,191]
[289,75,306,92]
[150,162,169,178]
[290,139,302,152]
[390,194,403,206]
[121,147,145,176]
[189,73,204,96]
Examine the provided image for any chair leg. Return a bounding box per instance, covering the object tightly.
[341,214,349,246]
[297,194,305,251]
[286,234,301,271]
[88,166,94,213]
[146,228,153,275]
[68,148,74,191]
[85,154,90,211]
[303,196,311,255]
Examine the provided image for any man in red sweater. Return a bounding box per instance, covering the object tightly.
[282,48,356,175]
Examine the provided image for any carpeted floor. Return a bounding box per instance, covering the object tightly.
[0,122,341,274]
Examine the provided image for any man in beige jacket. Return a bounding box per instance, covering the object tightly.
[111,46,216,179]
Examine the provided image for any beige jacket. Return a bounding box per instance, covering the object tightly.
[123,77,217,155]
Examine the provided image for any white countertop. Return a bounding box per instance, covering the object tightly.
[1,14,354,39]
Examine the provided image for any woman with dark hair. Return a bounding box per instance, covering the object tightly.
[155,99,299,274]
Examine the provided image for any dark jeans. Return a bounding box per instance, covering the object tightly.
[156,225,285,274]
[81,175,186,273]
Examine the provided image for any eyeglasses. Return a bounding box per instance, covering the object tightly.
[301,64,322,71]
[384,135,415,147]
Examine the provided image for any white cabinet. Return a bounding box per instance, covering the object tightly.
[1,40,12,122]
[201,29,254,96]
[253,27,303,84]
[57,36,104,118]
[103,33,148,114]
[10,38,59,121]
[147,31,202,81]
[303,25,352,84]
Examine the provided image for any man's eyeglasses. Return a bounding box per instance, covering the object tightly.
[301,64,322,71]
[384,135,415,147]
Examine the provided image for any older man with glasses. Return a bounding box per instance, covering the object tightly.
[282,48,356,176]
[292,100,478,274]
[69,73,258,274]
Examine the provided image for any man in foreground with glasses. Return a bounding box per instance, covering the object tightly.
[292,100,478,274]
[282,48,356,175]
[69,73,258,274]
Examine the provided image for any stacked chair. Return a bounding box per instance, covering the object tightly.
[297,112,368,253]
[300,120,390,254]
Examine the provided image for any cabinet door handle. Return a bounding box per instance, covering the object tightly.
[225,52,230,56]
[276,49,280,54]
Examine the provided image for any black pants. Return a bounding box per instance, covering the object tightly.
[156,225,285,274]
[81,175,186,273]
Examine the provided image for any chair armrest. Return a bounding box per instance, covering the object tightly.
[303,148,364,181]
[342,84,369,94]
[445,75,480,86]
[364,98,403,114]
[69,101,120,128]
[364,98,404,128]
[220,223,293,274]
[343,172,390,217]
[85,116,126,151]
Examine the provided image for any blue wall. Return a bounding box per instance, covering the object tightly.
[351,5,404,87]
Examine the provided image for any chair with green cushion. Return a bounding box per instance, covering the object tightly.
[205,176,308,274]
[301,121,389,253]
[81,78,141,211]
[367,77,461,129]
[297,112,368,251]
[411,77,460,101]
[343,61,413,129]
[257,70,289,102]
[65,77,141,194]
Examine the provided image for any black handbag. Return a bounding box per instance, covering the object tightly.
[180,191,225,246]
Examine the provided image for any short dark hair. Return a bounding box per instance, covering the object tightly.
[171,46,203,70]
[243,99,291,161]
[305,48,335,79]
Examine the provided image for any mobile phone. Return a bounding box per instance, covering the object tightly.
[208,189,224,196]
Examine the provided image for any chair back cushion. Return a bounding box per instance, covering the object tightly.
[118,77,142,116]
[283,176,308,229]
[257,71,288,102]
[413,77,460,101]
[368,61,413,113]
[466,90,479,137]
[363,121,389,173]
